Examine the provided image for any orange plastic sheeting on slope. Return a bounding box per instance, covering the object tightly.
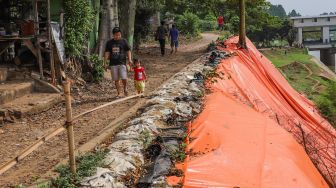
[210,36,335,185]
[182,92,328,188]
[178,36,336,187]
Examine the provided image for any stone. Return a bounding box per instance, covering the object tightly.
[0,109,8,117]
[0,116,4,125]
[13,110,22,119]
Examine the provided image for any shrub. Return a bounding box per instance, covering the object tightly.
[228,16,240,33]
[200,14,217,32]
[89,54,104,82]
[316,81,336,127]
[52,150,107,188]
[64,0,95,58]
[176,12,201,36]
[218,31,232,41]
[200,20,217,32]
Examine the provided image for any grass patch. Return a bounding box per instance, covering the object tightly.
[315,81,336,127]
[52,149,108,188]
[262,48,336,128]
[262,48,311,67]
[172,143,187,162]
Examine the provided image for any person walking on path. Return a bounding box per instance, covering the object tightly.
[168,24,179,54]
[217,15,224,31]
[104,27,133,97]
[156,21,168,56]
[132,59,147,94]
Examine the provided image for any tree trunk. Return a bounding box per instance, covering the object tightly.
[239,0,246,49]
[118,0,136,49]
[113,0,119,28]
[97,0,119,58]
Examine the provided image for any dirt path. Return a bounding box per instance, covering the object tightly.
[0,33,218,187]
[299,62,321,92]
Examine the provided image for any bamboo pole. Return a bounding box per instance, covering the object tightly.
[47,0,56,85]
[0,126,65,175]
[0,94,144,175]
[33,0,44,79]
[72,93,143,121]
[239,0,247,49]
[63,79,76,174]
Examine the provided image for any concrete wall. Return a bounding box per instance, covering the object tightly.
[293,16,336,27]
[323,27,330,43]
[320,49,336,66]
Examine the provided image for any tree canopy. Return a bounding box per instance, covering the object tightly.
[288,9,301,17]
[268,4,287,18]
[132,0,296,47]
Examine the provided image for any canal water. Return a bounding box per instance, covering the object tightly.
[309,50,321,59]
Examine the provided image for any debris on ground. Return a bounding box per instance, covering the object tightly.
[80,57,213,187]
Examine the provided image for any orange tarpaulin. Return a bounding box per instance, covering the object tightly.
[179,36,335,187]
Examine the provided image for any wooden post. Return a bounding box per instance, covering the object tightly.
[47,0,56,85]
[63,79,76,174]
[60,10,65,39]
[239,0,247,49]
[33,0,44,79]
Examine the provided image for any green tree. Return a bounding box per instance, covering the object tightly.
[133,0,164,49]
[64,0,94,58]
[288,9,301,17]
[268,4,287,18]
[176,12,201,36]
[278,19,292,44]
[287,28,296,47]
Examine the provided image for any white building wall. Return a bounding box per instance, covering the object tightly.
[323,26,330,43]
[298,27,303,45]
[292,16,336,28]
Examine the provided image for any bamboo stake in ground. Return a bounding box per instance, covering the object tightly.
[33,0,44,79]
[239,0,247,49]
[47,0,56,85]
[63,79,76,174]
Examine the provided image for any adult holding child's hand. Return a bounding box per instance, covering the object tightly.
[104,27,132,97]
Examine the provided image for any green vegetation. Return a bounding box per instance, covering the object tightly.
[316,82,336,127]
[262,48,311,67]
[263,48,336,127]
[52,150,108,188]
[64,0,95,58]
[200,14,217,32]
[268,4,287,18]
[288,9,301,17]
[176,12,201,36]
[89,54,105,82]
[140,130,152,149]
[134,0,296,47]
[172,143,188,162]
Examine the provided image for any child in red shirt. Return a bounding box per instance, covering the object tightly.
[132,59,147,94]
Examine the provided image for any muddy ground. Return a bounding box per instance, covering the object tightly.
[0,33,218,187]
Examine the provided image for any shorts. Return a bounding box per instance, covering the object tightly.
[134,80,145,92]
[171,40,179,48]
[110,65,127,81]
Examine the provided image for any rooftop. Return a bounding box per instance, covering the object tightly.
[291,15,336,20]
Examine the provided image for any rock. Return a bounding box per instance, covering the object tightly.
[5,115,15,123]
[13,110,22,119]
[0,109,8,117]
[0,116,4,125]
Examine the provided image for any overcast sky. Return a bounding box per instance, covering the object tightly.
[268,0,336,16]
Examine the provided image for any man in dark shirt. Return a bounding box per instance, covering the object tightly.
[105,27,133,97]
[156,21,168,56]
